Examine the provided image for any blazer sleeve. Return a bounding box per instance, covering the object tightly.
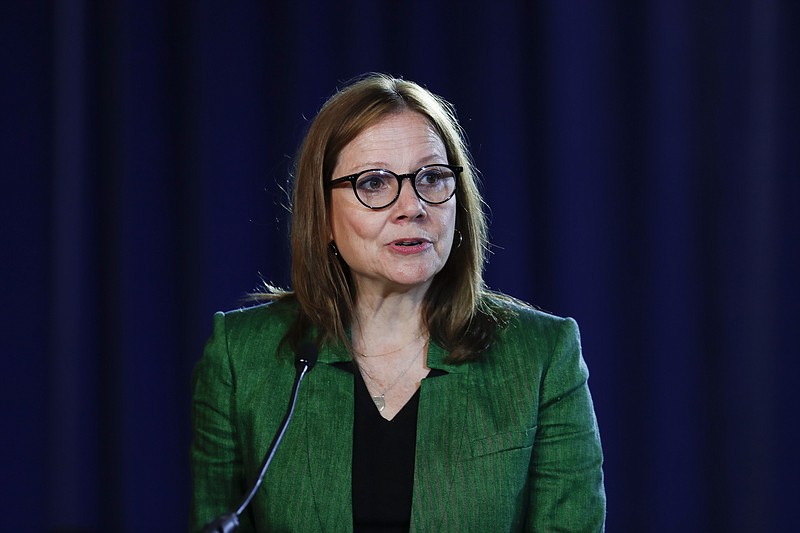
[190,312,255,533]
[526,317,606,532]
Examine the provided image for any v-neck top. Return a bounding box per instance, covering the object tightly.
[351,364,420,532]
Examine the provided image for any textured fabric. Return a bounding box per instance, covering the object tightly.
[190,298,606,532]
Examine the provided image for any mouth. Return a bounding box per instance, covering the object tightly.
[388,238,432,252]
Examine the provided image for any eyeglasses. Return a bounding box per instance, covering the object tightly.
[327,164,461,209]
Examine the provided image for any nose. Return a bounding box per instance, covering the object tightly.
[393,177,426,219]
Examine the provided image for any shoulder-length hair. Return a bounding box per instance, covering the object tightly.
[268,73,506,362]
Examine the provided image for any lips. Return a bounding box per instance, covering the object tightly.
[389,238,430,246]
[388,238,432,253]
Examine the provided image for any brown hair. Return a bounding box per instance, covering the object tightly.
[264,73,510,362]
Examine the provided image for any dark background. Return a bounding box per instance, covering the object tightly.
[2,1,798,532]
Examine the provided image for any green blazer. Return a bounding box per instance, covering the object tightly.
[190,298,605,532]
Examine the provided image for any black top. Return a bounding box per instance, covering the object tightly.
[351,365,420,532]
[341,362,446,532]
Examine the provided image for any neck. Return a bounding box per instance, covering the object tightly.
[351,290,428,356]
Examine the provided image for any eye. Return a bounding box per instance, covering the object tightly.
[417,167,452,188]
[355,171,391,193]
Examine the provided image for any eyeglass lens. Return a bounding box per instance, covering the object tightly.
[354,165,456,208]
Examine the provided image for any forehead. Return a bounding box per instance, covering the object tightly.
[338,111,447,170]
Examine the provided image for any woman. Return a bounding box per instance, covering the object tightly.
[191,73,606,532]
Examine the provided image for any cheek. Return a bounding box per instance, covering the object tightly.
[330,197,358,239]
[330,208,381,248]
[440,205,457,238]
[432,207,457,257]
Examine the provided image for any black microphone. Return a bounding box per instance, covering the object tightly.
[201,341,319,533]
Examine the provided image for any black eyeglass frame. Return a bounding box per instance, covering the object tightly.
[326,164,462,210]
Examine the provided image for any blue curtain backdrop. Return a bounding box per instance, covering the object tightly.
[2,1,798,531]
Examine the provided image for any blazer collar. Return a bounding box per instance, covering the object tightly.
[425,340,468,374]
[317,340,351,365]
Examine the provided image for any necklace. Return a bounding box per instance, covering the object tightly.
[352,331,425,358]
[356,341,426,412]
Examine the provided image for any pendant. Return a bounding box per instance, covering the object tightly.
[372,395,386,412]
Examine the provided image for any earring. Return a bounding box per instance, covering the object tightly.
[329,241,340,257]
[454,229,463,249]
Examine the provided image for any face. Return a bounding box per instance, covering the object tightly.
[328,111,457,297]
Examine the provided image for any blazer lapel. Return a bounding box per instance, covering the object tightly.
[410,342,472,532]
[304,343,355,532]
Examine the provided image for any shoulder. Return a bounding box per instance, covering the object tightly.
[217,297,298,332]
[196,298,300,394]
[206,297,300,360]
[478,292,581,368]
[482,291,578,338]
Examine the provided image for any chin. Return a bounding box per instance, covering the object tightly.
[386,267,441,289]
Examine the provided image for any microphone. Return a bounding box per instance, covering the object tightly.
[201,341,319,533]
